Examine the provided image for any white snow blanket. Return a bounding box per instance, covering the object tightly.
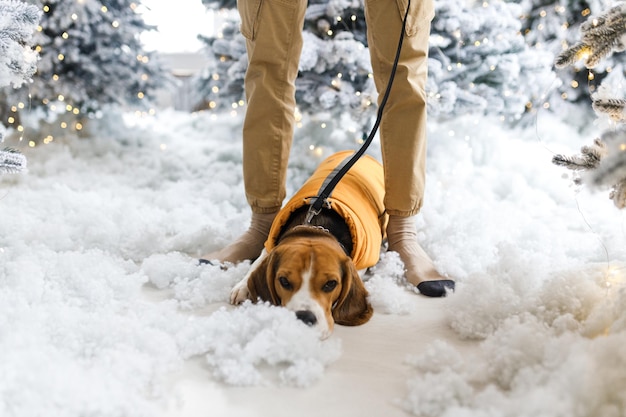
[1,110,624,417]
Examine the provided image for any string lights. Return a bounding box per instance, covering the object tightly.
[4,0,158,146]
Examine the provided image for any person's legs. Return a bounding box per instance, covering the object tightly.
[202,0,307,264]
[365,0,453,295]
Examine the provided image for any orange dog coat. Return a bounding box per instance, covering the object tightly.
[265,150,388,270]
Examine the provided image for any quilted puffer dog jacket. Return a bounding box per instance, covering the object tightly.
[265,150,388,269]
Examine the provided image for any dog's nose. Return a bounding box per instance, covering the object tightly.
[295,310,317,326]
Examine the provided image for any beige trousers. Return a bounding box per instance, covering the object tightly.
[238,0,433,217]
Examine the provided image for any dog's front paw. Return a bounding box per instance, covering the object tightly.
[230,280,250,305]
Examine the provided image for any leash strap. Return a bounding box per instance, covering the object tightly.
[305,0,412,224]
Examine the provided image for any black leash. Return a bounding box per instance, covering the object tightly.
[305,0,412,224]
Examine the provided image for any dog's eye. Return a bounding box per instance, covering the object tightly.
[322,280,338,292]
[278,277,292,290]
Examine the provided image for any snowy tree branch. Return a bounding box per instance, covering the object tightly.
[592,98,626,122]
[553,3,626,209]
[555,4,626,69]
[0,0,41,88]
[0,147,27,174]
[552,138,607,171]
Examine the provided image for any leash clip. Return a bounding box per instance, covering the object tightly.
[304,198,331,224]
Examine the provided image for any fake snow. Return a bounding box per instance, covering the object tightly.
[1,109,625,416]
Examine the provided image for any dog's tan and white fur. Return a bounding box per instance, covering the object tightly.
[230,219,373,339]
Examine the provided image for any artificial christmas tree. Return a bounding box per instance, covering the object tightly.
[198,0,556,133]
[427,0,554,123]
[0,0,41,89]
[0,0,40,173]
[553,2,626,208]
[2,0,167,143]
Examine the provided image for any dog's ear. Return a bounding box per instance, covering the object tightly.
[247,250,281,305]
[332,259,373,326]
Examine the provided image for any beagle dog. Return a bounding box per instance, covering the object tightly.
[230,151,387,339]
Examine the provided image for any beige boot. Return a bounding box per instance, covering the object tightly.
[200,211,277,265]
[386,215,454,297]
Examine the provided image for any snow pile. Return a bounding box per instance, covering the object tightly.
[176,302,342,387]
[1,108,625,416]
[140,252,342,387]
[0,111,349,415]
[397,116,626,416]
[0,247,183,417]
[365,251,418,315]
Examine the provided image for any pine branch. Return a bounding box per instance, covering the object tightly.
[0,0,41,87]
[552,138,606,171]
[592,98,626,121]
[0,147,27,174]
[555,44,589,69]
[555,4,626,69]
[588,149,626,187]
[609,180,626,209]
[552,154,596,170]
[586,41,618,68]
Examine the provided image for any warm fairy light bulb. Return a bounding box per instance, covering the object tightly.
[575,46,592,61]
[604,266,623,292]
[309,145,323,157]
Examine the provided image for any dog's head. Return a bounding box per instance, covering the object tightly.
[247,226,373,339]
